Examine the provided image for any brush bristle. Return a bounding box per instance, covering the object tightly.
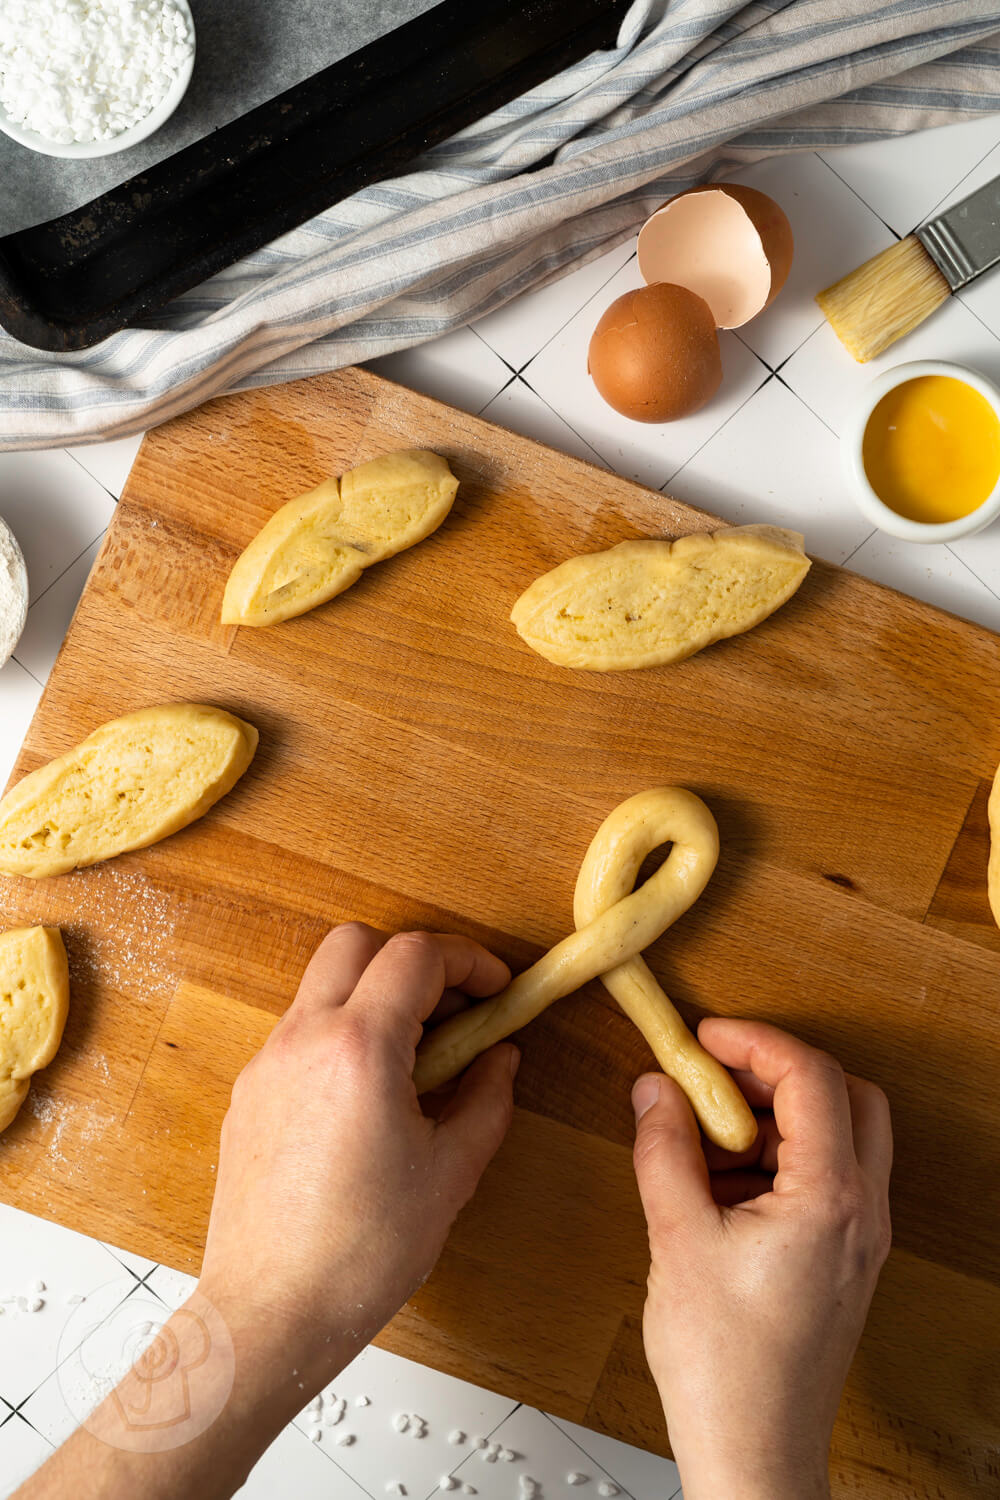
[816,235,951,363]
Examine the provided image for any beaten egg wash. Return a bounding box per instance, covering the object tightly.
[862,374,1000,524]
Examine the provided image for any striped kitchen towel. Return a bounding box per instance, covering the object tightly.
[1,0,998,449]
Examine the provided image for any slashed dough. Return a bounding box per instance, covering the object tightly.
[0,704,258,880]
[221,449,459,626]
[0,926,69,1133]
[510,524,811,671]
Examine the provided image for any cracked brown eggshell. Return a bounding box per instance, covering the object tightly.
[637,183,794,328]
[587,282,722,423]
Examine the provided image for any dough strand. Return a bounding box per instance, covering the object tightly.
[414,787,756,1152]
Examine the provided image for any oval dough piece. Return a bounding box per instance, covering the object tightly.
[221,449,460,626]
[510,524,810,671]
[988,762,1000,929]
[0,926,69,1133]
[0,704,258,880]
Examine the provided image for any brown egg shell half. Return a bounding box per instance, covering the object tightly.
[587,283,723,424]
[636,182,794,329]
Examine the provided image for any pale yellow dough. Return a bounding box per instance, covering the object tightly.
[510,524,811,671]
[0,926,69,1133]
[414,787,756,1152]
[221,449,460,626]
[988,763,1000,929]
[0,704,258,880]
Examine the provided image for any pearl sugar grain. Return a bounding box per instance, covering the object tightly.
[0,0,194,147]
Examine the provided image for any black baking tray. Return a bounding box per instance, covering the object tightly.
[0,0,630,353]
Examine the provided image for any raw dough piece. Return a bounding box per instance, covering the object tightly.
[414,787,756,1152]
[0,927,69,1133]
[0,704,258,880]
[510,524,810,671]
[988,762,1000,929]
[221,449,459,626]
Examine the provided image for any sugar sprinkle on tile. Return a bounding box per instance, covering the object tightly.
[448,1430,466,1446]
[597,1484,619,1497]
[355,1395,371,1407]
[387,1484,406,1496]
[310,1429,322,1444]
[336,1432,356,1447]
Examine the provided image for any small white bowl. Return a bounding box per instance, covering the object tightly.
[842,358,1000,544]
[0,0,195,161]
[0,515,28,669]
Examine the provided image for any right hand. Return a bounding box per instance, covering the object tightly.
[632,1019,892,1500]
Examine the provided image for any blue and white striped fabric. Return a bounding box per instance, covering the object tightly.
[1,0,998,449]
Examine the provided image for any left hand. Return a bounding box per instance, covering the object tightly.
[199,923,519,1386]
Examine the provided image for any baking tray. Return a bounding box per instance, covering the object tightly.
[0,0,629,353]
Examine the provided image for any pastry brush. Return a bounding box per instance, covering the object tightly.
[816,172,1000,362]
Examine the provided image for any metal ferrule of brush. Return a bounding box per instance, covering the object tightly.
[916,176,1000,292]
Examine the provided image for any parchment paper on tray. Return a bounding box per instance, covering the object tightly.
[0,0,440,237]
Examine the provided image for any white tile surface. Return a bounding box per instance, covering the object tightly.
[0,450,114,604]
[0,1205,127,1408]
[667,376,871,564]
[479,379,609,470]
[820,114,1000,237]
[67,433,144,502]
[99,1240,158,1281]
[238,1420,376,1500]
[14,536,104,685]
[781,293,1000,439]
[847,530,1000,632]
[0,656,43,788]
[0,1414,54,1500]
[474,241,637,372]
[292,1344,518,1499]
[368,327,514,416]
[522,257,769,488]
[727,152,895,372]
[545,1414,683,1500]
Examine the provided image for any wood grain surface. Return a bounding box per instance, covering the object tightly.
[2,366,998,1496]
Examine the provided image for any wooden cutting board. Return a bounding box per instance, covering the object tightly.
[2,367,998,1497]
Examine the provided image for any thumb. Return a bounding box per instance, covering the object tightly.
[434,1043,519,1195]
[632,1073,715,1239]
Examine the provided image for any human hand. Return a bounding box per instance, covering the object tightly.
[632,1019,892,1500]
[199,924,519,1397]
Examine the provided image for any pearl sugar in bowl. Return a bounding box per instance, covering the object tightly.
[0,0,195,158]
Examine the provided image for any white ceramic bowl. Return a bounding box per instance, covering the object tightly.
[842,358,1000,544]
[0,0,195,161]
[0,515,28,669]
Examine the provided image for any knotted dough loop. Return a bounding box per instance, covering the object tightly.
[414,787,757,1152]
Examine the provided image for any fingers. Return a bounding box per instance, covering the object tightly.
[434,1044,519,1189]
[291,924,388,1019]
[697,1018,856,1187]
[845,1075,893,1189]
[702,1113,781,1175]
[346,931,511,1048]
[632,1074,715,1236]
[709,1169,773,1207]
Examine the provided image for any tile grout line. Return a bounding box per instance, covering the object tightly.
[944,544,1000,605]
[498,250,639,382]
[660,366,773,495]
[813,153,902,243]
[538,1411,641,1500]
[62,447,123,507]
[513,374,611,470]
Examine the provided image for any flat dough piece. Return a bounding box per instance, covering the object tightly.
[221,449,459,626]
[0,703,258,880]
[988,763,1000,929]
[510,525,811,671]
[0,926,69,1133]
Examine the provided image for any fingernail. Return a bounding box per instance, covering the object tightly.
[509,1047,521,1079]
[632,1075,660,1121]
